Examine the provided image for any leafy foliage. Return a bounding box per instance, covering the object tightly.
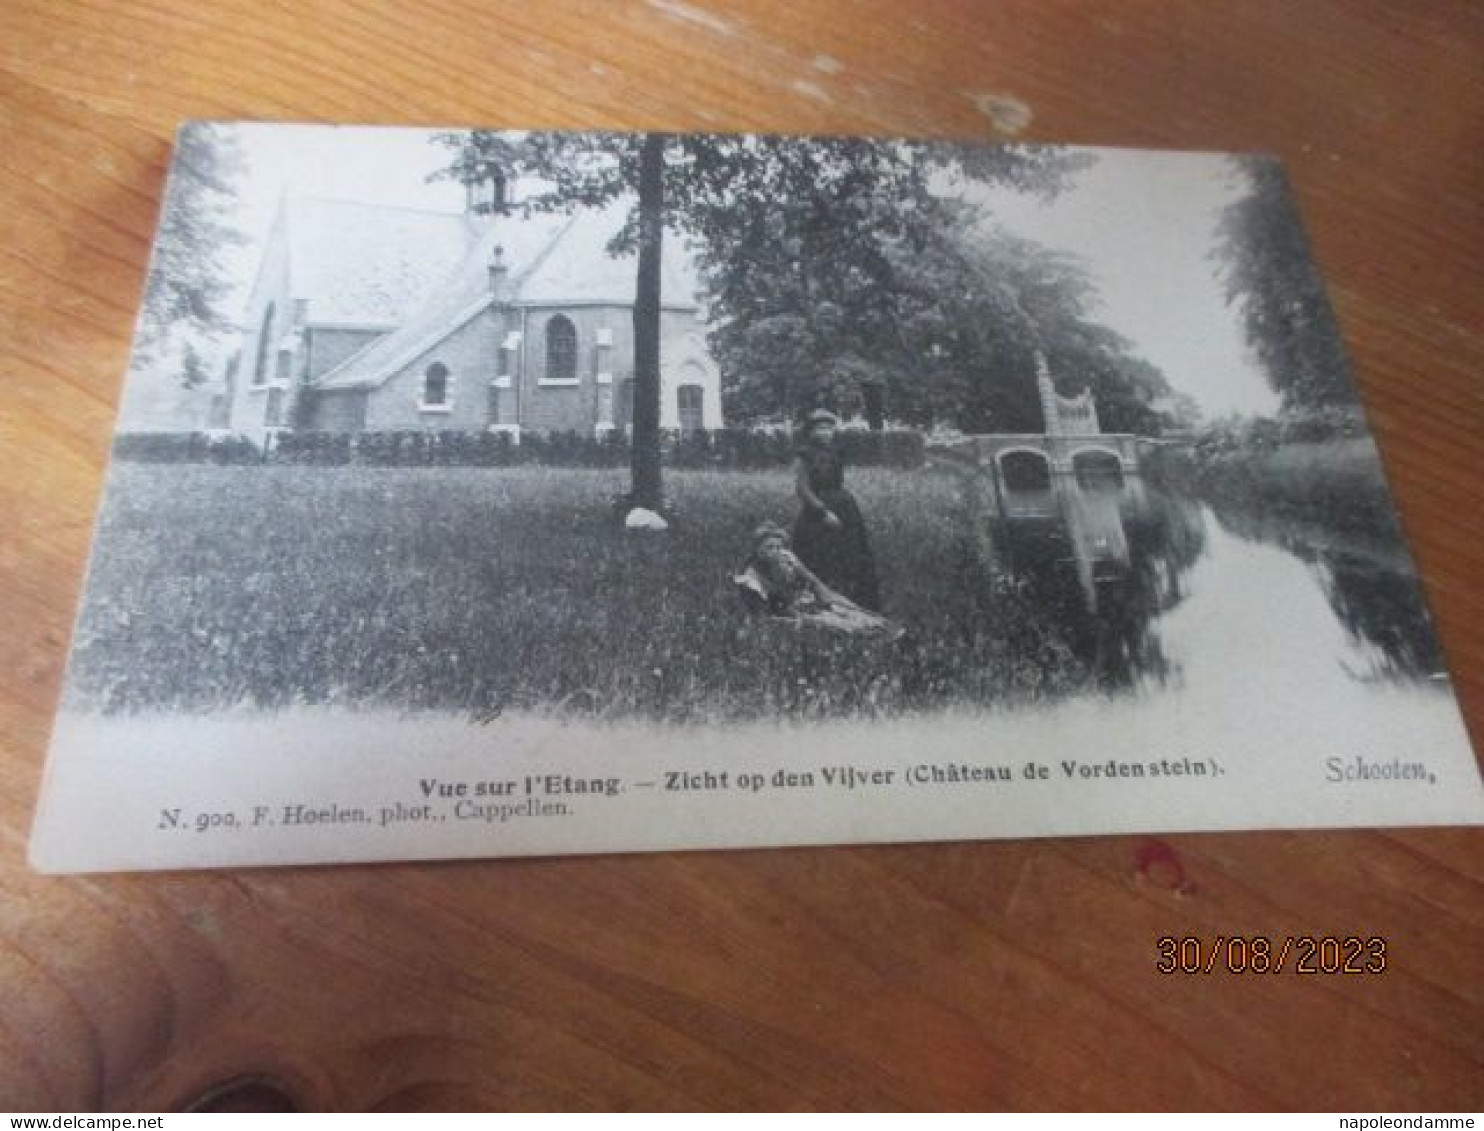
[1213,156,1355,409]
[714,211,1192,435]
[140,123,247,377]
[676,139,1094,429]
[179,342,210,389]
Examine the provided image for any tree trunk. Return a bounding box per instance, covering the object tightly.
[630,132,666,512]
[863,383,885,431]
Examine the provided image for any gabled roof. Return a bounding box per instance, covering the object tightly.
[313,208,575,390]
[284,198,482,327]
[518,204,699,306]
[313,200,703,391]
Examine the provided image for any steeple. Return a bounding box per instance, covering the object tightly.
[1035,348,1061,435]
[1036,348,1100,436]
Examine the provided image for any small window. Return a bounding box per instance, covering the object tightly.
[422,362,450,408]
[545,315,578,382]
[253,302,276,385]
[678,384,704,434]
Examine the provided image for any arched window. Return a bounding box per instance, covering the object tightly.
[545,315,578,383]
[677,384,704,434]
[253,302,276,385]
[999,449,1053,492]
[422,362,450,408]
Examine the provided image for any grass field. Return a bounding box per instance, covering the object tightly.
[66,465,1092,721]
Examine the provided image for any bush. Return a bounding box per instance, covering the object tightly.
[271,428,924,469]
[836,429,926,469]
[1193,406,1366,456]
[114,428,927,470]
[113,431,261,465]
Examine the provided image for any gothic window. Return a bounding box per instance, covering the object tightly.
[253,302,275,385]
[545,315,578,382]
[677,384,704,434]
[422,362,450,408]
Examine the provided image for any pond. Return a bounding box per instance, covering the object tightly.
[991,470,1451,702]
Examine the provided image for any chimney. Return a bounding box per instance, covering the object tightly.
[488,244,510,300]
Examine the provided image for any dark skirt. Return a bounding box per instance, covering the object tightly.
[793,488,882,611]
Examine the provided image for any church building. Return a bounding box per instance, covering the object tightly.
[226,176,723,444]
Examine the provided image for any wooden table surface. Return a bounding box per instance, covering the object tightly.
[2,0,1481,1112]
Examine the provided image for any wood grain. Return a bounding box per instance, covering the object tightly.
[1,0,1481,1111]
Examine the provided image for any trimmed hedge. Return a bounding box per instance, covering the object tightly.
[115,428,926,470]
[112,431,262,465]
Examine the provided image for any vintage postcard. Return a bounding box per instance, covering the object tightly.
[29,124,1484,872]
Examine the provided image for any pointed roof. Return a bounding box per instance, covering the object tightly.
[313,208,575,390]
[517,205,698,305]
[284,198,482,327]
[313,200,702,391]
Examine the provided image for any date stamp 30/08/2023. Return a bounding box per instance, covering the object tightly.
[1156,936,1388,975]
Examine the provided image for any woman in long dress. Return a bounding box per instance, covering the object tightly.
[791,410,883,611]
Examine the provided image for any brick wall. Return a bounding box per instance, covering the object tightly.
[320,303,721,435]
[518,306,623,433]
[362,308,501,432]
[312,390,368,430]
[519,305,722,433]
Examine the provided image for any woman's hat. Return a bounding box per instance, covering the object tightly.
[804,408,839,430]
[751,521,790,551]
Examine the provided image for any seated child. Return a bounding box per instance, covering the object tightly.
[733,522,894,635]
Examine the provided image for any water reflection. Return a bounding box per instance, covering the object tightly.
[985,464,1444,696]
[1208,508,1447,680]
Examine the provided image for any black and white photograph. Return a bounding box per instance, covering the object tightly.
[30,123,1484,872]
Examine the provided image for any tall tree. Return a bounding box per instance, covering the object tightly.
[140,122,247,382]
[433,131,1084,511]
[1213,155,1354,409]
[692,141,1086,429]
[179,342,209,390]
[630,133,666,506]
[710,200,1187,435]
[955,227,1191,434]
